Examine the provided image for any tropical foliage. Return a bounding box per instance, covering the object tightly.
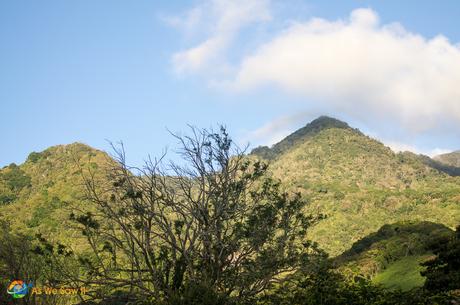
[0,117,459,304]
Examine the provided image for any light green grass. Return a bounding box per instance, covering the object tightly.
[373,255,429,291]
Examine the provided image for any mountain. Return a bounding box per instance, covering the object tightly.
[0,143,111,244]
[251,116,356,159]
[251,117,460,255]
[1,118,459,259]
[434,151,460,167]
[1,120,458,303]
[419,154,460,176]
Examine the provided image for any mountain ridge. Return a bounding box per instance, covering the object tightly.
[1,118,459,257]
[434,150,460,168]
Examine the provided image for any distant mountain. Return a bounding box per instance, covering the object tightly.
[251,116,460,255]
[434,150,460,167]
[419,154,460,176]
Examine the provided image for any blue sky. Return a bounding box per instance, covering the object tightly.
[1,0,459,167]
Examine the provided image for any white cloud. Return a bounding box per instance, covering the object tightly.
[239,112,314,147]
[170,4,460,133]
[171,0,271,75]
[384,141,420,154]
[169,3,460,153]
[161,6,203,33]
[229,8,460,131]
[428,148,452,157]
[383,140,451,157]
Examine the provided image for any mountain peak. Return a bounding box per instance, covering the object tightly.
[251,116,355,159]
[24,142,105,165]
[306,115,350,130]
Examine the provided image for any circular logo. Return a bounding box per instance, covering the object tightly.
[7,280,29,299]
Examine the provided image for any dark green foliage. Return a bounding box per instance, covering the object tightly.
[27,151,50,163]
[168,283,231,305]
[0,193,16,204]
[27,150,52,163]
[0,221,55,305]
[28,151,42,163]
[74,212,100,230]
[251,146,275,160]
[0,163,31,192]
[0,163,31,205]
[422,225,460,293]
[259,260,457,305]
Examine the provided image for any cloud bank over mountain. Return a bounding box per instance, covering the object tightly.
[169,1,460,153]
[229,7,460,131]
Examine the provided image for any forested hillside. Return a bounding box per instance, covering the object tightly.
[0,120,459,304]
[0,143,110,244]
[252,116,460,255]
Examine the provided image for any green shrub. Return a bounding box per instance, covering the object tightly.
[27,151,42,163]
[0,194,15,205]
[1,163,31,192]
[168,283,231,305]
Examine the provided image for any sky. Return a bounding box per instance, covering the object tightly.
[1,0,459,167]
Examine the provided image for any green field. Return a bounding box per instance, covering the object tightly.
[373,255,429,291]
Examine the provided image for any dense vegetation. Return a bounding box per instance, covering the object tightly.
[0,117,459,304]
[422,224,460,293]
[41,127,325,304]
[335,221,454,290]
[0,143,109,240]
[252,117,460,255]
[0,163,31,204]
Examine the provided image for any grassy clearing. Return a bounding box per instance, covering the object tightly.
[373,255,429,291]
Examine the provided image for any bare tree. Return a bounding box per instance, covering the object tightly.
[59,126,322,304]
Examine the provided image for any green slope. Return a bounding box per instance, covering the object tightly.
[0,143,110,245]
[252,117,460,255]
[335,221,454,291]
[1,117,459,262]
[372,255,429,291]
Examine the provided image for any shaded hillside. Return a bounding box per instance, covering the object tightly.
[434,150,460,167]
[335,221,454,291]
[251,117,460,255]
[0,143,111,243]
[419,154,460,176]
